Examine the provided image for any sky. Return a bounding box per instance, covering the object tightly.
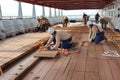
[0,0,101,17]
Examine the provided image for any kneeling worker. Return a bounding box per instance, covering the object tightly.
[45,27,72,51]
[87,21,105,44]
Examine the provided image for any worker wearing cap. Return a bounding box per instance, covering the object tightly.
[45,27,72,50]
[87,21,105,44]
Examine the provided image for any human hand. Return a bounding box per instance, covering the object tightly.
[44,45,50,50]
[88,39,92,42]
[44,45,48,48]
[49,47,55,51]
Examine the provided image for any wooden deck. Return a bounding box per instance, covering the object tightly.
[22,26,120,80]
[0,32,49,68]
[0,22,120,80]
[22,33,120,80]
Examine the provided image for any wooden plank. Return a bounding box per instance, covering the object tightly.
[55,27,84,30]
[96,44,106,59]
[34,50,58,58]
[54,55,72,80]
[0,51,39,80]
[0,52,20,67]
[23,54,70,80]
[0,45,22,51]
[71,72,84,80]
[108,59,120,80]
[79,46,88,57]
[23,60,49,80]
[0,32,49,68]
[66,54,79,80]
[85,72,99,80]
[74,57,86,72]
[43,70,58,80]
[74,47,88,72]
[43,57,66,80]
[86,58,98,72]
[110,42,120,67]
[32,59,56,80]
[0,44,37,68]
[98,59,113,80]
[87,43,96,58]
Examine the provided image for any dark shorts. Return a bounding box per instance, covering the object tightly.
[62,37,72,49]
[94,32,105,44]
[53,37,72,49]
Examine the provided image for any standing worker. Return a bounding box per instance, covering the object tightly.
[95,13,100,23]
[62,16,69,27]
[45,27,72,51]
[83,13,89,25]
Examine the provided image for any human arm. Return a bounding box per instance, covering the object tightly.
[88,28,92,40]
[91,27,97,40]
[45,35,54,47]
[50,34,60,50]
[89,26,97,42]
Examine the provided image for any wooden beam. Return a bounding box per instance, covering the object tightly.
[34,50,59,58]
[16,0,115,10]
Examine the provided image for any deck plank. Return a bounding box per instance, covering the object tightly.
[43,59,64,80]
[95,44,106,59]
[23,60,49,80]
[87,43,96,58]
[108,59,120,80]
[74,46,88,72]
[32,58,56,80]
[71,72,84,80]
[66,54,80,80]
[98,59,113,80]
[85,72,99,80]
[1,50,39,80]
[54,54,72,80]
[86,58,98,72]
[34,50,58,58]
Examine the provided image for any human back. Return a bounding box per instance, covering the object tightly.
[56,30,71,41]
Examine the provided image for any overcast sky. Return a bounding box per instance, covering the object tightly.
[0,0,101,17]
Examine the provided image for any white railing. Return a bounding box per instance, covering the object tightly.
[67,15,95,21]
[2,16,32,19]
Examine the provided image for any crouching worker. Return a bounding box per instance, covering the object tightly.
[87,21,105,44]
[44,27,72,55]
